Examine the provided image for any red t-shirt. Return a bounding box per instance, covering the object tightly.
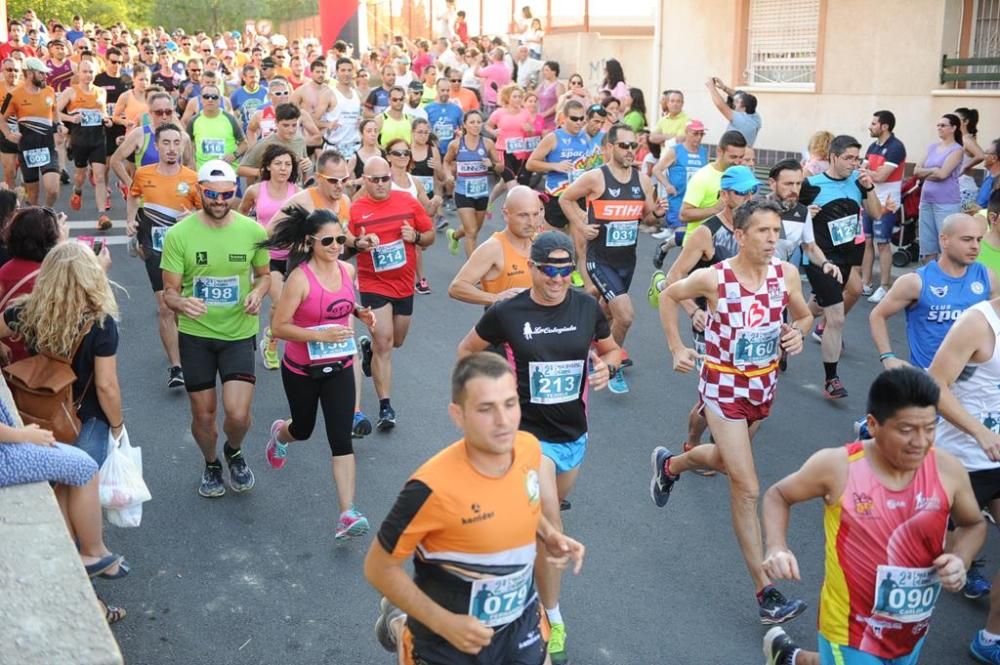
[0,42,36,60]
[0,256,41,362]
[349,190,432,298]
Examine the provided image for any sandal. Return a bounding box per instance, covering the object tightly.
[99,597,126,624]
[98,558,130,580]
[84,553,123,579]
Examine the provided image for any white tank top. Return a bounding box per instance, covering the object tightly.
[390,173,419,199]
[323,86,361,154]
[935,300,1000,471]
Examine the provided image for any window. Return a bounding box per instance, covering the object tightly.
[745,0,820,88]
[970,0,1000,88]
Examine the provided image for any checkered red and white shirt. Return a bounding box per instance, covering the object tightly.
[698,258,787,405]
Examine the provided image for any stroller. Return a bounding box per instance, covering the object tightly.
[891,175,922,267]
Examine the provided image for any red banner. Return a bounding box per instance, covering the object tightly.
[319,0,359,50]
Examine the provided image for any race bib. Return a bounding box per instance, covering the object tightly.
[193,275,240,306]
[372,239,407,272]
[871,565,941,623]
[468,566,532,628]
[414,174,435,196]
[569,168,585,182]
[529,360,584,405]
[982,412,1000,434]
[432,120,454,140]
[23,147,50,168]
[79,109,103,127]
[505,136,527,153]
[464,176,488,198]
[605,220,638,247]
[106,103,116,117]
[732,324,781,367]
[306,328,358,361]
[201,138,226,156]
[827,214,860,246]
[335,140,361,157]
[524,136,540,151]
[151,226,167,253]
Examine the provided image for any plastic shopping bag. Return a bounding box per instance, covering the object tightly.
[98,427,151,524]
[106,437,146,528]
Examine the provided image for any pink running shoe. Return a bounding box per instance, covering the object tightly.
[335,508,370,541]
[265,419,288,469]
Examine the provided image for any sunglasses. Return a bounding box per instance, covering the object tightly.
[730,186,759,196]
[615,141,639,150]
[3,68,17,72]
[108,59,123,65]
[189,68,202,73]
[390,96,404,102]
[313,234,347,246]
[567,115,585,122]
[366,175,392,183]
[450,78,461,83]
[151,108,174,116]
[388,149,411,157]
[203,189,236,201]
[534,263,575,278]
[317,173,351,185]
[570,80,583,86]
[201,94,220,100]
[272,90,289,96]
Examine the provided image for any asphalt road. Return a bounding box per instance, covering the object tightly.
[55,183,998,665]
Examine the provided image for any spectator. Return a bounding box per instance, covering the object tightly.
[459,48,481,93]
[975,137,1000,211]
[0,189,19,266]
[650,89,690,145]
[706,76,761,145]
[0,241,123,467]
[393,55,413,88]
[600,58,627,103]
[914,114,965,262]
[513,44,542,88]
[956,107,985,209]
[477,48,512,116]
[455,10,469,45]
[411,40,433,79]
[558,72,590,110]
[435,0,458,40]
[803,130,833,176]
[522,18,544,59]
[622,87,647,133]
[535,60,563,132]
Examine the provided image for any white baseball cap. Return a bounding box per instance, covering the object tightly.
[197,159,237,184]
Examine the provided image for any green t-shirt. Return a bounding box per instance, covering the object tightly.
[978,234,1000,281]
[188,111,245,169]
[623,110,645,133]
[682,163,724,237]
[160,212,269,341]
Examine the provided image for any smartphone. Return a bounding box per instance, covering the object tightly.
[93,239,104,255]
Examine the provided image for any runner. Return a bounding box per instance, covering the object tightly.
[650,119,708,261]
[559,123,659,394]
[160,159,271,498]
[110,91,195,188]
[348,118,383,192]
[57,59,112,228]
[44,38,73,183]
[0,58,21,188]
[187,83,246,170]
[321,57,362,157]
[678,129,747,239]
[798,134,884,399]
[243,77,319,148]
[362,63,395,118]
[650,197,813,625]
[258,204,375,541]
[410,117,448,231]
[385,137,434,294]
[289,58,333,139]
[861,110,906,304]
[237,102,314,183]
[444,109,502,257]
[238,144,300,370]
[448,184,538,306]
[761,367,986,665]
[364,352,585,665]
[424,75,462,158]
[0,57,62,206]
[126,122,201,389]
[457,231,620,665]
[484,83,537,214]
[346,156,434,431]
[374,86,412,150]
[929,297,1000,663]
[229,64,268,132]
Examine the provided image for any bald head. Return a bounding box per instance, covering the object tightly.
[941,213,981,237]
[504,185,538,213]
[363,156,391,200]
[363,156,389,177]
[940,212,985,267]
[502,185,542,239]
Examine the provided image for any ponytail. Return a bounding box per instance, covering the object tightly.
[257,204,342,271]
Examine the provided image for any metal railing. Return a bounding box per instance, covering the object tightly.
[940,54,1000,85]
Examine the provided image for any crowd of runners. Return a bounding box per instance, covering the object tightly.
[4,7,1000,665]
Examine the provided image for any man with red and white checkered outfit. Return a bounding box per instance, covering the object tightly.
[649,196,814,625]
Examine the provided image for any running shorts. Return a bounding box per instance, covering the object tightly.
[699,396,772,426]
[360,292,414,317]
[804,260,850,308]
[539,433,588,474]
[818,635,924,665]
[178,333,256,392]
[455,192,488,211]
[586,260,635,303]
[970,467,1000,509]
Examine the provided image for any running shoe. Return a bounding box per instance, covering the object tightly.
[70,191,82,210]
[811,320,825,343]
[359,335,373,377]
[570,270,584,288]
[352,411,373,438]
[620,348,632,368]
[763,627,801,665]
[608,369,629,394]
[375,597,405,653]
[649,446,678,508]
[96,214,113,231]
[104,188,112,211]
[758,587,807,625]
[127,236,140,257]
[225,448,256,492]
[682,441,717,477]
[548,622,568,665]
[259,328,279,370]
[447,228,460,255]
[435,215,448,231]
[867,285,888,304]
[971,630,1000,664]
[824,377,848,400]
[335,507,370,541]
[265,419,288,470]
[559,498,571,511]
[60,168,70,185]
[651,227,673,240]
[965,560,993,599]
[167,365,185,389]
[377,404,396,431]
[198,463,226,498]
[415,278,431,295]
[853,416,871,440]
[861,282,874,297]
[648,270,665,309]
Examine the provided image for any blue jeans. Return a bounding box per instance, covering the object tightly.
[863,209,897,244]
[75,417,110,467]
[918,201,961,256]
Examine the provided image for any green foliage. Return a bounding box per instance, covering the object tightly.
[150,0,318,35]
[7,0,153,27]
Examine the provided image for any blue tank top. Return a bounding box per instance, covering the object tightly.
[906,260,991,368]
[543,128,592,196]
[455,136,489,198]
[667,144,709,225]
[135,124,159,167]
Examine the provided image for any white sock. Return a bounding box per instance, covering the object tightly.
[982,629,1000,644]
[545,604,563,626]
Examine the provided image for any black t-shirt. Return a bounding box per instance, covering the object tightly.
[799,175,868,266]
[475,289,610,442]
[4,307,119,423]
[94,73,131,140]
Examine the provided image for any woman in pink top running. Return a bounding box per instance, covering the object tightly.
[260,205,377,542]
[239,144,300,370]
[484,83,537,215]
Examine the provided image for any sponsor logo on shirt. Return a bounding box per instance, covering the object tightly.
[462,503,495,525]
[972,281,985,295]
[853,491,874,517]
[228,253,247,263]
[914,492,941,512]
[195,251,208,265]
[521,322,578,340]
[929,285,948,298]
[886,499,906,510]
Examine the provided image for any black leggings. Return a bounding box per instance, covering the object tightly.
[280,362,355,457]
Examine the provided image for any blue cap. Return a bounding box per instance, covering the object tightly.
[231,31,241,38]
[166,41,178,52]
[720,165,759,194]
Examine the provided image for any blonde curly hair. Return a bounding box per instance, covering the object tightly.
[12,241,119,357]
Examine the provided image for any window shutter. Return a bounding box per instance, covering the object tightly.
[747,0,819,87]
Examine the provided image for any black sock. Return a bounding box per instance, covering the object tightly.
[223,442,239,460]
[206,459,222,469]
[379,398,391,410]
[823,362,838,382]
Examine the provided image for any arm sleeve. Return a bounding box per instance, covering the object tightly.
[412,196,433,232]
[376,479,439,558]
[885,141,906,166]
[594,305,611,341]
[227,112,245,142]
[93,317,119,357]
[798,179,820,206]
[159,226,184,274]
[473,303,504,344]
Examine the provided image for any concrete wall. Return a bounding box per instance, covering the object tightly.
[646,0,1000,159]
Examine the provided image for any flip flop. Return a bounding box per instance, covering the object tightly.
[98,558,130,580]
[84,553,123,579]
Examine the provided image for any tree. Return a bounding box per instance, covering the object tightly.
[152,0,319,35]
[7,0,153,27]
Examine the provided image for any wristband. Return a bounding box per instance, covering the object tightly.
[821,260,831,268]
[880,352,897,361]
[111,421,124,429]
[861,184,875,193]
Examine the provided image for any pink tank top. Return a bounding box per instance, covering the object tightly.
[536,80,559,132]
[283,261,356,375]
[256,181,298,261]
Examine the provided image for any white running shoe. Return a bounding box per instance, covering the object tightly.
[867,286,888,303]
